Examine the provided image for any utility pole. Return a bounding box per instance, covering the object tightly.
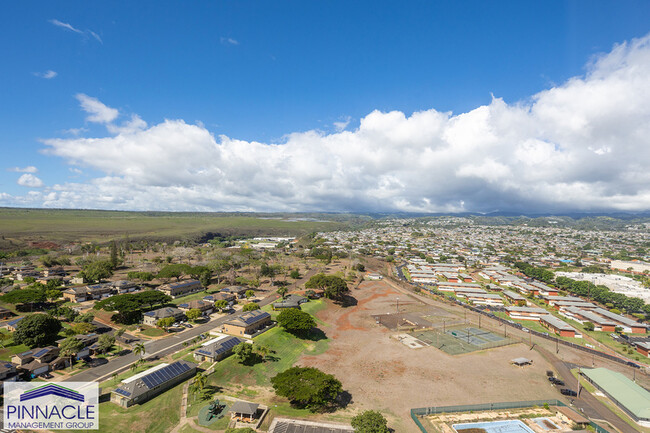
[556,336,559,354]
[396,297,399,314]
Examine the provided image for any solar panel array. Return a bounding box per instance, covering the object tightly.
[240,311,270,325]
[140,362,191,389]
[171,280,198,289]
[33,348,49,358]
[196,336,243,357]
[114,388,131,397]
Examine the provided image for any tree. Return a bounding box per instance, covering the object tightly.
[186,308,202,321]
[199,270,212,288]
[276,309,316,336]
[233,342,258,365]
[243,303,260,312]
[355,263,366,273]
[190,371,207,399]
[289,269,301,279]
[277,286,288,298]
[1,288,46,306]
[271,367,342,410]
[14,314,62,348]
[133,342,146,359]
[157,264,192,282]
[80,260,113,283]
[97,334,116,354]
[157,317,175,330]
[214,299,228,311]
[305,274,349,300]
[127,271,154,282]
[584,322,595,332]
[0,332,9,348]
[74,312,95,323]
[59,336,85,368]
[45,289,62,301]
[245,290,255,299]
[71,322,95,335]
[110,240,119,269]
[351,410,390,433]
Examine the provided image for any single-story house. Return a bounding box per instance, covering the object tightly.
[194,335,245,362]
[177,299,213,314]
[0,306,13,320]
[143,307,186,326]
[111,360,197,407]
[272,294,308,310]
[506,306,548,321]
[157,279,202,298]
[540,315,578,338]
[5,316,24,332]
[223,310,272,337]
[221,286,249,298]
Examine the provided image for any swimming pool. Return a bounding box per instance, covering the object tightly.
[453,420,536,433]
[532,417,560,430]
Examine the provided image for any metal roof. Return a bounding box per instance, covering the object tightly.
[582,368,650,420]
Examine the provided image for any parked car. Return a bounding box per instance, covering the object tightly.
[547,376,556,382]
[626,361,640,368]
[560,388,577,396]
[552,379,565,386]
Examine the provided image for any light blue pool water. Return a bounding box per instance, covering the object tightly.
[532,417,560,430]
[453,420,536,433]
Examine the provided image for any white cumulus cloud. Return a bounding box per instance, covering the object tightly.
[75,93,119,124]
[34,70,57,79]
[17,174,44,188]
[4,34,650,213]
[8,166,38,173]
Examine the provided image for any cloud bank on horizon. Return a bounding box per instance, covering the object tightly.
[4,34,650,213]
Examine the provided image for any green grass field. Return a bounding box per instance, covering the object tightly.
[0,208,348,245]
[186,299,330,417]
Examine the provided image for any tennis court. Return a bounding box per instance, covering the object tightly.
[410,326,514,355]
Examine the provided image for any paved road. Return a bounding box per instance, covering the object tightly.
[62,293,278,384]
[536,346,635,433]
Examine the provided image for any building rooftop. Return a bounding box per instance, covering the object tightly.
[581,368,650,420]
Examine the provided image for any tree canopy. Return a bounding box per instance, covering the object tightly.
[276,308,316,336]
[242,303,260,312]
[1,288,46,305]
[351,410,390,433]
[305,274,349,300]
[14,314,62,348]
[271,366,342,411]
[79,260,114,283]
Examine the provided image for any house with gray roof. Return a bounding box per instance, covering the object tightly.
[111,360,197,407]
[142,307,186,326]
[194,335,245,362]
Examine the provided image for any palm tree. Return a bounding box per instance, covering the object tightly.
[254,344,270,361]
[194,372,206,393]
[133,342,146,360]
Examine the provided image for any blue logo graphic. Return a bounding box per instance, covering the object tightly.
[20,384,85,403]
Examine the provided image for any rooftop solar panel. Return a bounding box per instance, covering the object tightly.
[114,388,131,397]
[33,349,48,358]
[142,376,155,389]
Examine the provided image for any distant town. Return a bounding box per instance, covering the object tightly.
[1,214,650,433]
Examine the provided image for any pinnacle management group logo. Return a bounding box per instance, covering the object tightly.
[4,382,99,430]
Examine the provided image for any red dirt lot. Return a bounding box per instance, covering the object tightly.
[299,281,560,433]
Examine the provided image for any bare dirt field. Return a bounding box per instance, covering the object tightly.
[299,280,562,433]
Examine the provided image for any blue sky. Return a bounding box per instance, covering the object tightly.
[2,1,650,213]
